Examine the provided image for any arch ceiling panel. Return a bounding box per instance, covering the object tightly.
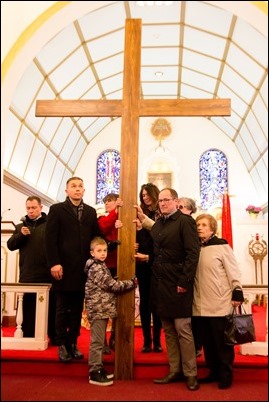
[3,1,268,203]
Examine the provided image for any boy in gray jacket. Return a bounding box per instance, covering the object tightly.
[84,236,137,386]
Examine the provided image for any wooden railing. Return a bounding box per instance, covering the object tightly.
[1,283,51,351]
[240,285,268,356]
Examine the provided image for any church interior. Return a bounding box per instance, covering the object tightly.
[1,0,268,391]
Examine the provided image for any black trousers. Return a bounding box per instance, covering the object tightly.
[199,316,235,382]
[54,290,85,346]
[136,263,162,347]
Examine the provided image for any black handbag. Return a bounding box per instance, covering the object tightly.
[224,305,256,346]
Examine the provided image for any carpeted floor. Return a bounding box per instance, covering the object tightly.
[1,367,268,401]
[1,305,268,401]
[1,305,267,368]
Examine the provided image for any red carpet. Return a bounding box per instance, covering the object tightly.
[1,306,268,401]
[1,368,268,401]
[1,305,267,376]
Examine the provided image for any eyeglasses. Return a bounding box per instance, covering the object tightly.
[178,205,187,210]
[158,198,175,203]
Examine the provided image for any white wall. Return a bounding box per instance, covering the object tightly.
[2,115,268,288]
[75,115,268,285]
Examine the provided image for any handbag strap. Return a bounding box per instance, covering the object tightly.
[231,304,247,315]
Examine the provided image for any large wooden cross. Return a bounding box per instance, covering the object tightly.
[36,19,230,380]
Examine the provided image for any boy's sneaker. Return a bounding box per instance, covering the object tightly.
[89,369,113,386]
[101,367,114,379]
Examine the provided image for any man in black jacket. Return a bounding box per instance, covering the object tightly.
[150,188,200,391]
[45,177,101,362]
[7,196,56,342]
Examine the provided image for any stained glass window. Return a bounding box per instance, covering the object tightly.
[96,149,121,204]
[200,149,228,210]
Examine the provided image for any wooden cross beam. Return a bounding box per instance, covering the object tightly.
[36,18,231,380]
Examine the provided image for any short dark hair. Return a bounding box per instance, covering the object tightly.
[66,177,83,185]
[103,193,119,203]
[26,196,42,204]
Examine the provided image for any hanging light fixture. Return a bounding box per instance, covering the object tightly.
[151,118,172,152]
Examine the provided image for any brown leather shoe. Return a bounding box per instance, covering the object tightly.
[154,372,183,384]
[186,376,199,391]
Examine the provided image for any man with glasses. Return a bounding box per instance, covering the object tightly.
[150,188,200,391]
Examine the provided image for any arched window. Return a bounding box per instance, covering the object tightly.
[96,149,121,204]
[200,149,228,210]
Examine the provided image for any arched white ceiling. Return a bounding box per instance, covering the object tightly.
[2,1,268,205]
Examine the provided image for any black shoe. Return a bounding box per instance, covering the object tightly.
[218,375,233,389]
[69,344,84,359]
[103,345,112,355]
[89,369,113,386]
[153,345,163,353]
[186,376,199,391]
[199,373,219,383]
[142,345,152,353]
[101,367,114,379]
[154,372,183,384]
[58,345,72,362]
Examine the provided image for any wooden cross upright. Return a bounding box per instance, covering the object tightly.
[36,19,231,380]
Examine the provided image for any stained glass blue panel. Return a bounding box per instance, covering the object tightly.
[96,149,121,204]
[200,149,228,210]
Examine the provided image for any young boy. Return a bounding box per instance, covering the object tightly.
[84,237,137,386]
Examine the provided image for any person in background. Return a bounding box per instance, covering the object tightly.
[85,236,137,386]
[150,188,200,391]
[7,196,56,344]
[194,214,244,389]
[98,192,123,353]
[177,197,202,357]
[134,183,163,353]
[177,197,197,215]
[45,177,101,362]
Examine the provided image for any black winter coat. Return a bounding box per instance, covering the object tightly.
[45,199,101,292]
[150,210,200,318]
[7,213,51,283]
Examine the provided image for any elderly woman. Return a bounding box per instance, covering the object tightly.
[193,213,244,390]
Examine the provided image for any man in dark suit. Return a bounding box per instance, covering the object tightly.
[45,177,101,362]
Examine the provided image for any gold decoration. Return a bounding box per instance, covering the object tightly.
[248,234,267,284]
[151,118,172,141]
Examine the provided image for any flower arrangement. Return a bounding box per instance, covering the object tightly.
[245,205,262,215]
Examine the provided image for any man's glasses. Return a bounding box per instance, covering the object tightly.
[158,198,175,204]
